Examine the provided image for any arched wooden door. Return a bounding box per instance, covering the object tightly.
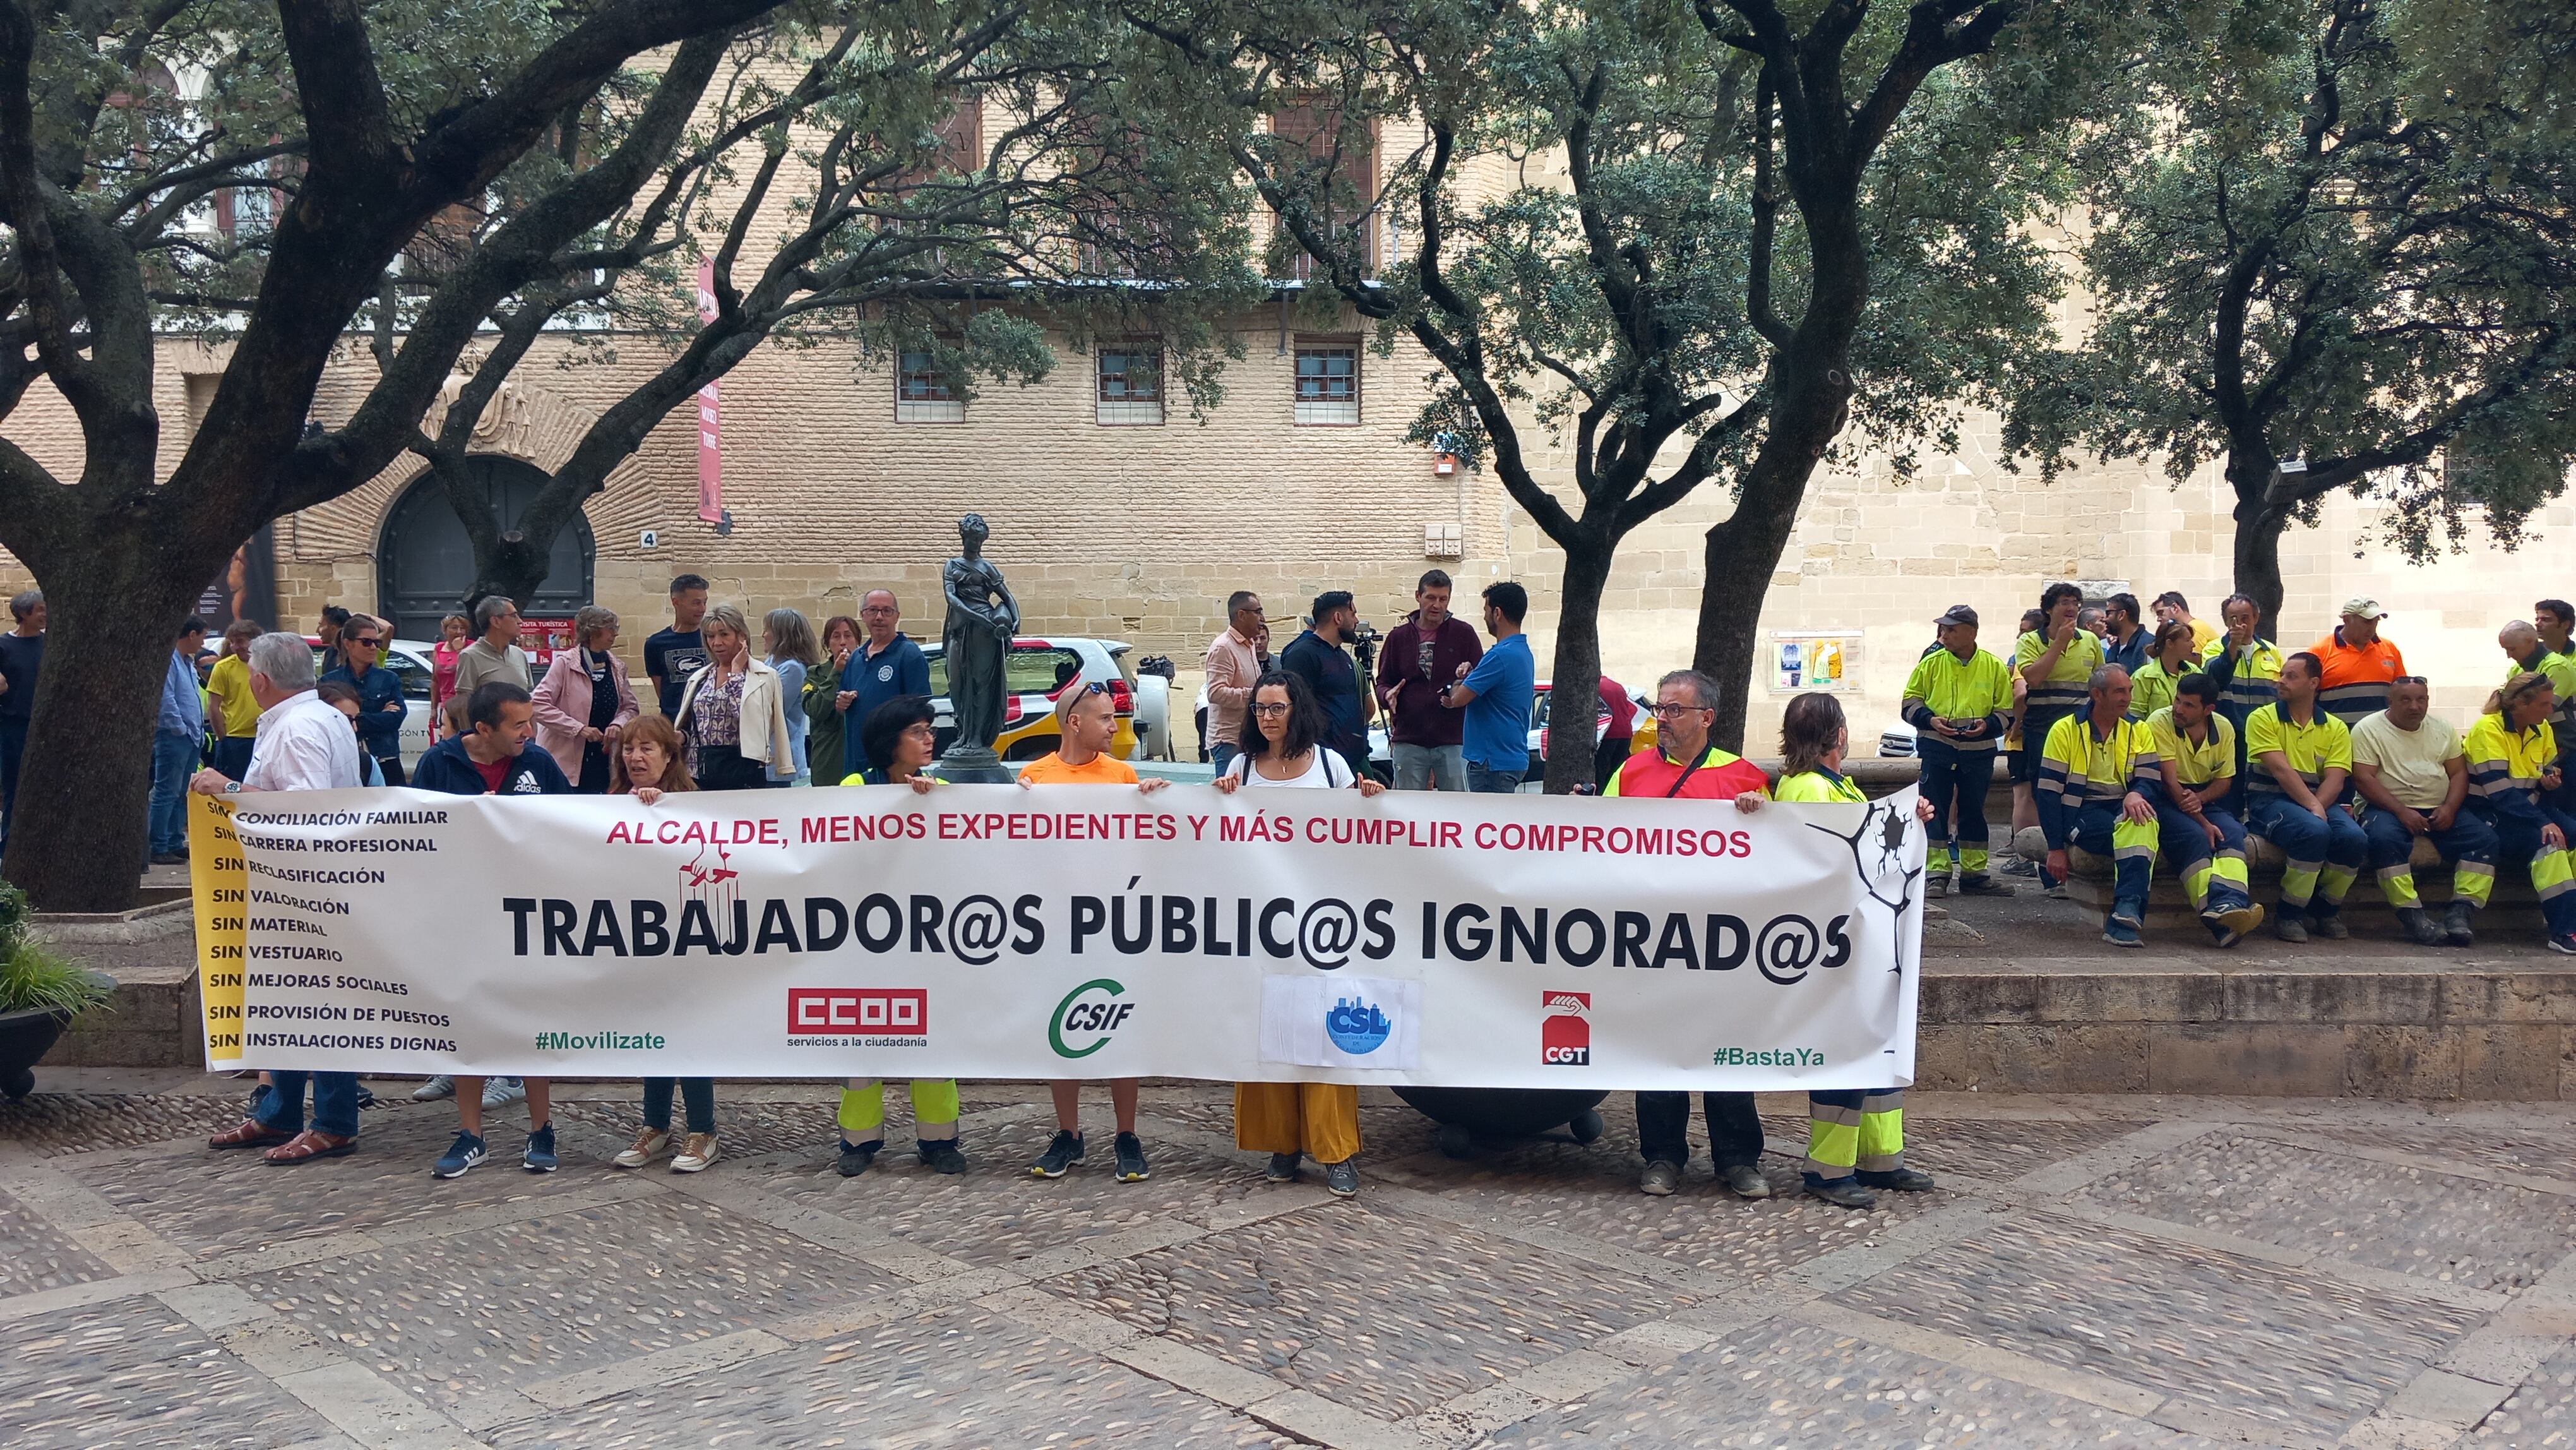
[375,458,593,642]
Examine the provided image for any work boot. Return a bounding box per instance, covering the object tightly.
[2442,900,2476,947]
[2395,907,2445,947]
[1803,1176,1877,1209]
[2274,914,2310,944]
[1924,873,1950,900]
[1857,1166,1936,1192]
[2311,914,2350,941]
[1721,1164,1773,1199]
[1957,875,2013,896]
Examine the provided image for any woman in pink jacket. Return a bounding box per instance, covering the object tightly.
[530,605,640,791]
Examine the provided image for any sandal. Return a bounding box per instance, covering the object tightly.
[209,1119,294,1150]
[262,1129,357,1165]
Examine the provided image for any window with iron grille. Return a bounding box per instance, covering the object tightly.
[1268,104,1377,282]
[1097,346,1164,425]
[896,348,963,422]
[1294,344,1359,425]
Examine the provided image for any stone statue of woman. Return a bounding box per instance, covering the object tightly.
[937,512,1018,778]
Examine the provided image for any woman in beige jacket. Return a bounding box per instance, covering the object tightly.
[530,606,641,791]
[672,602,795,790]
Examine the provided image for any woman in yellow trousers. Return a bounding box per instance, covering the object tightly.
[1217,670,1386,1197]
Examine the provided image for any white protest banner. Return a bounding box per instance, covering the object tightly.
[213,782,1926,1091]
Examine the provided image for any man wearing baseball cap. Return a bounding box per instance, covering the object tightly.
[2311,598,2407,728]
[1901,605,2015,896]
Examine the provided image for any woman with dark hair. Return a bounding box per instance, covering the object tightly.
[2127,620,2200,722]
[1211,671,1390,795]
[832,694,965,1176]
[1754,692,1936,1211]
[806,614,862,785]
[1213,670,1385,1197]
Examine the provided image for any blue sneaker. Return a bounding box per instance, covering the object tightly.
[523,1124,558,1173]
[434,1131,486,1178]
[2102,918,2144,949]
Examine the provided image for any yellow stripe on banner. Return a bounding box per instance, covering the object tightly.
[187,793,246,1067]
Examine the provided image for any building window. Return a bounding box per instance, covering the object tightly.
[897,348,963,422]
[1267,103,1378,281]
[1294,344,1359,426]
[1097,346,1164,426]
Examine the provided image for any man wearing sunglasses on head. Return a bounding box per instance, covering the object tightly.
[321,615,407,786]
[1606,669,1774,1199]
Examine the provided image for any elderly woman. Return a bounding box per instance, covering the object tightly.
[530,605,641,792]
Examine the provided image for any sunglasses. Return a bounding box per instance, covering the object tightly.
[2392,676,2428,686]
[349,637,381,649]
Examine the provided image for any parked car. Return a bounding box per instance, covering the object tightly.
[1878,719,1917,757]
[1369,680,1654,779]
[307,636,439,767]
[919,637,1141,762]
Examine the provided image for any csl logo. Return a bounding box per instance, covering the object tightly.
[787,987,926,1036]
[1048,978,1136,1058]
[1541,990,1590,1066]
[1325,994,1394,1055]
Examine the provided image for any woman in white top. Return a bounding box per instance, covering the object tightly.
[1213,671,1383,1198]
[672,603,794,791]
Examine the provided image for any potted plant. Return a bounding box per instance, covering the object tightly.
[0,881,116,1099]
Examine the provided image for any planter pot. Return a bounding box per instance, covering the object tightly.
[0,971,117,1099]
[1392,1086,1610,1160]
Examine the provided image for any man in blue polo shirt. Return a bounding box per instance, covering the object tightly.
[1441,581,1534,793]
[835,589,931,782]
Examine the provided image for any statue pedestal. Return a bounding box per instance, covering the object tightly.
[931,744,1013,784]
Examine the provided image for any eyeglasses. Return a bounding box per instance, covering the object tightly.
[348,637,380,649]
[1249,702,1292,717]
[1648,702,1710,719]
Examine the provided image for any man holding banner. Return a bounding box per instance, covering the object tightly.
[194,632,366,1164]
[1606,669,1775,1199]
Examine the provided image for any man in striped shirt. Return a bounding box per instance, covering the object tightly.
[2245,652,2368,942]
[2038,666,2162,948]
[2016,582,2104,892]
[2310,597,2407,728]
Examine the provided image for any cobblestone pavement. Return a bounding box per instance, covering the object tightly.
[6,1077,2576,1449]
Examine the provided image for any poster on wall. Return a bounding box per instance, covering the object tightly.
[194,524,278,632]
[518,614,578,667]
[1770,632,1861,694]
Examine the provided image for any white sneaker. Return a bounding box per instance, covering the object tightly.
[671,1133,719,1173]
[612,1127,671,1168]
[410,1074,456,1102]
[480,1077,528,1109]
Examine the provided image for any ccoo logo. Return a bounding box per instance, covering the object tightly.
[1048,978,1136,1058]
[1324,993,1394,1055]
[1541,990,1590,1066]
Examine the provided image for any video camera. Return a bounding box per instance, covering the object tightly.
[1347,618,1380,676]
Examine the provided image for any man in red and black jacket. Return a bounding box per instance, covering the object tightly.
[1607,669,1775,1199]
[1373,570,1482,791]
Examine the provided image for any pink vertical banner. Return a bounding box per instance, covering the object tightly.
[694,261,722,524]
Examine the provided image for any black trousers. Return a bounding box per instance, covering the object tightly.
[1636,1091,1764,1169]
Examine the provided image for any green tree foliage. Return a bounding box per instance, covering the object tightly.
[1133,0,2103,760]
[2003,0,2576,633]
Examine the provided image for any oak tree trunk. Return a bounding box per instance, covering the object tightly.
[1542,541,1614,794]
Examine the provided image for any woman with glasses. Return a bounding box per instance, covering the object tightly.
[832,695,969,1176]
[1213,671,1386,1196]
[531,606,638,792]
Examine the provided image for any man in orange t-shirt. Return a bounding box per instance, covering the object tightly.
[2311,597,2408,728]
[1018,682,1171,1181]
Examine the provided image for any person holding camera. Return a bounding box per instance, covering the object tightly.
[1281,590,1376,782]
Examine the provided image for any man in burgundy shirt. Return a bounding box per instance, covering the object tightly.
[1373,570,1482,791]
[1607,670,1774,1198]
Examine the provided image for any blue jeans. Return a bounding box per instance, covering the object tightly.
[1210,742,1240,778]
[0,714,24,845]
[1467,763,1524,794]
[257,1071,361,1139]
[1392,743,1467,791]
[149,729,198,855]
[212,736,254,782]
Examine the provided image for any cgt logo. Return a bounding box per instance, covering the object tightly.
[1048,979,1136,1059]
[787,987,927,1036]
[1541,990,1590,1066]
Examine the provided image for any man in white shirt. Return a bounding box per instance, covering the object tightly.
[193,632,367,1163]
[2351,675,2496,947]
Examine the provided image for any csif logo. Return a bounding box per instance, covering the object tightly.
[1047,979,1136,1059]
[1541,990,1590,1066]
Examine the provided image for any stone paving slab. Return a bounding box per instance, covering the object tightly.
[245,1193,912,1411]
[1048,1199,1705,1421]
[1831,1212,2489,1437]
[477,1301,1303,1449]
[1,1297,335,1449]
[66,1105,607,1258]
[0,1088,270,1158]
[1480,1316,2227,1449]
[0,1185,118,1299]
[2468,1335,2576,1443]
[2079,1132,2576,1293]
[2308,1122,2576,1182]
